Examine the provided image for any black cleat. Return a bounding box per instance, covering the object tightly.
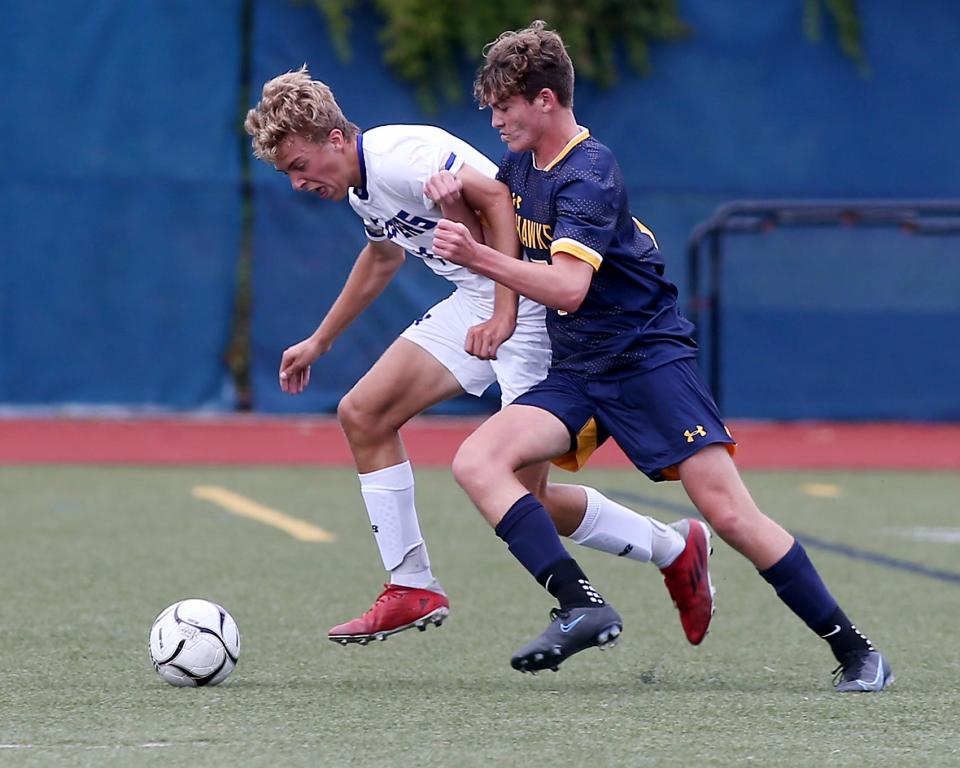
[510,604,622,673]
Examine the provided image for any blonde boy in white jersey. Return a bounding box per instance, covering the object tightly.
[244,66,715,647]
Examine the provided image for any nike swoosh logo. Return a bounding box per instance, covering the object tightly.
[819,624,841,638]
[560,615,586,633]
[857,658,884,690]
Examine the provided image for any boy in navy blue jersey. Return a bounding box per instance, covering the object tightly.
[432,20,891,690]
[246,67,714,654]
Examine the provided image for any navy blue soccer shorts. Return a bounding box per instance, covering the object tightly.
[511,357,736,482]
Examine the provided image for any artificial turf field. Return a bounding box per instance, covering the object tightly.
[1,465,958,767]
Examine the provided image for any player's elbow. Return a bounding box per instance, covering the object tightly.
[554,297,582,314]
[547,256,593,313]
[555,283,590,314]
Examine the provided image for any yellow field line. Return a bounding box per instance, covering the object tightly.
[192,485,335,542]
[800,483,842,498]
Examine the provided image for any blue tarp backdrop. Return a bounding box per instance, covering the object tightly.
[248,0,960,419]
[0,0,243,408]
[2,0,958,418]
[719,226,960,419]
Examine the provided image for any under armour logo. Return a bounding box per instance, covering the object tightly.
[684,425,707,443]
[371,525,379,533]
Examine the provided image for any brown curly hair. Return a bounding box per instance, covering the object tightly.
[474,20,575,108]
[244,65,359,164]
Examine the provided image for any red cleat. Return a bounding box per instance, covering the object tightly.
[328,584,450,645]
[660,519,715,645]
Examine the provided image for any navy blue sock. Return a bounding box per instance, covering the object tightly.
[495,494,604,609]
[760,540,872,661]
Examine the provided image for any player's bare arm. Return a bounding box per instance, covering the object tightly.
[462,281,519,360]
[424,167,485,242]
[433,219,593,312]
[279,239,405,393]
[453,166,522,326]
[425,165,521,359]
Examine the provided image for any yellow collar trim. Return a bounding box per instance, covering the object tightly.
[540,128,590,172]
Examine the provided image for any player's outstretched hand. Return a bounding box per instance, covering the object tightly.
[465,313,516,360]
[424,170,463,208]
[433,219,476,266]
[278,335,329,394]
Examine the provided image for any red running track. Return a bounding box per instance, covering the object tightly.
[1,416,958,470]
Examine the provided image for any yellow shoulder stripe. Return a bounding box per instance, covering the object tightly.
[551,237,602,270]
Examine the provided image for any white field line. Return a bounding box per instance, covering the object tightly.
[0,743,175,749]
[881,527,960,544]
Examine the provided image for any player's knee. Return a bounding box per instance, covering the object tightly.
[703,506,739,542]
[336,391,377,440]
[699,497,753,547]
[451,437,499,496]
[451,442,481,494]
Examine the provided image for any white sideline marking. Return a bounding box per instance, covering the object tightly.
[1,744,172,749]
[192,485,335,542]
[882,527,960,544]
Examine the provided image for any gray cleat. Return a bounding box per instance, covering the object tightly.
[510,604,623,673]
[833,650,894,692]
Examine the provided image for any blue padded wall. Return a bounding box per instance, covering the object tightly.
[0,0,244,408]
[249,0,960,418]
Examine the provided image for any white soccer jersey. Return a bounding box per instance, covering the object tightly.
[348,125,543,320]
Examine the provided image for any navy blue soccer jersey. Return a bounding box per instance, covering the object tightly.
[496,129,697,377]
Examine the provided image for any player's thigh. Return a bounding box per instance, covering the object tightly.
[460,369,596,472]
[344,337,464,426]
[597,358,735,481]
[678,444,755,516]
[400,291,499,398]
[510,370,602,472]
[457,404,573,474]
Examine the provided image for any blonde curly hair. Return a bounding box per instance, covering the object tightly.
[244,65,359,164]
[474,20,575,109]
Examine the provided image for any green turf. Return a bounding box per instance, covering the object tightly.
[0,466,958,767]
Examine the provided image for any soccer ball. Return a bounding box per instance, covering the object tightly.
[149,599,240,687]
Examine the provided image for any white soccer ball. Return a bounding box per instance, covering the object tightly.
[149,599,240,687]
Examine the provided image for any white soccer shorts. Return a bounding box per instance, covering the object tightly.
[400,290,551,406]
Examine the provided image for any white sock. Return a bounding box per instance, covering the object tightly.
[649,516,686,569]
[358,461,441,592]
[570,486,683,568]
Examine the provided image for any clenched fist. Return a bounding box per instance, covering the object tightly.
[432,219,479,267]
